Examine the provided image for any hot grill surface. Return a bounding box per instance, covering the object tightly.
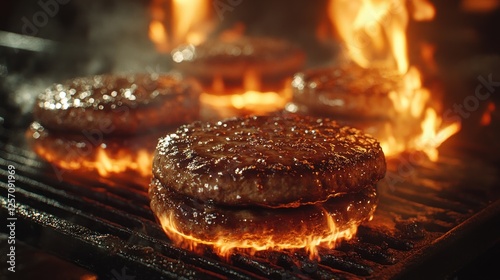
[1,127,499,280]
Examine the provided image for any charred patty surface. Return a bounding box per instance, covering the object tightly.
[153,114,386,207]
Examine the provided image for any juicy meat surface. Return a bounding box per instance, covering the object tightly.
[33,73,200,135]
[291,63,401,120]
[153,114,386,207]
[150,178,377,244]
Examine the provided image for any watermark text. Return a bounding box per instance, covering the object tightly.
[6,165,17,273]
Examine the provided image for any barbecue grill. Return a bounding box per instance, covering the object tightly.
[1,126,499,279]
[1,1,500,279]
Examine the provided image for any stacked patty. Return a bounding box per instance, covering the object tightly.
[150,114,386,251]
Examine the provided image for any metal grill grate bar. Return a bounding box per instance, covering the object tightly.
[1,128,499,279]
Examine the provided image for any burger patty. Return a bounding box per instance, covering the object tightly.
[150,178,377,245]
[26,121,164,177]
[291,63,400,120]
[172,36,305,91]
[153,114,386,207]
[34,73,201,135]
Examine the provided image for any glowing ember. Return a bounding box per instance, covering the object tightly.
[420,42,438,74]
[149,0,212,52]
[480,102,496,126]
[80,275,98,280]
[157,210,360,260]
[328,0,461,160]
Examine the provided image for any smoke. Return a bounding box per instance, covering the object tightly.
[73,0,164,74]
[3,74,49,114]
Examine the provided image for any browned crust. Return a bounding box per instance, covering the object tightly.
[291,63,401,119]
[172,37,305,91]
[149,178,377,243]
[33,73,201,135]
[153,114,386,207]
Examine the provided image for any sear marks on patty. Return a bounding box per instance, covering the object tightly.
[153,114,386,207]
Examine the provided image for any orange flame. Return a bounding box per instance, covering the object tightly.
[33,144,153,179]
[414,108,461,161]
[149,0,212,52]
[201,70,292,118]
[328,0,409,73]
[148,2,289,117]
[149,20,169,53]
[94,148,152,178]
[410,0,436,21]
[158,210,361,260]
[328,0,460,161]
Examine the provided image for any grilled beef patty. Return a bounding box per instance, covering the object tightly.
[33,73,200,135]
[172,36,305,93]
[26,121,165,177]
[290,63,400,120]
[150,178,377,245]
[153,114,386,207]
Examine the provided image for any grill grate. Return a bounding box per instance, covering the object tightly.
[1,128,499,280]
